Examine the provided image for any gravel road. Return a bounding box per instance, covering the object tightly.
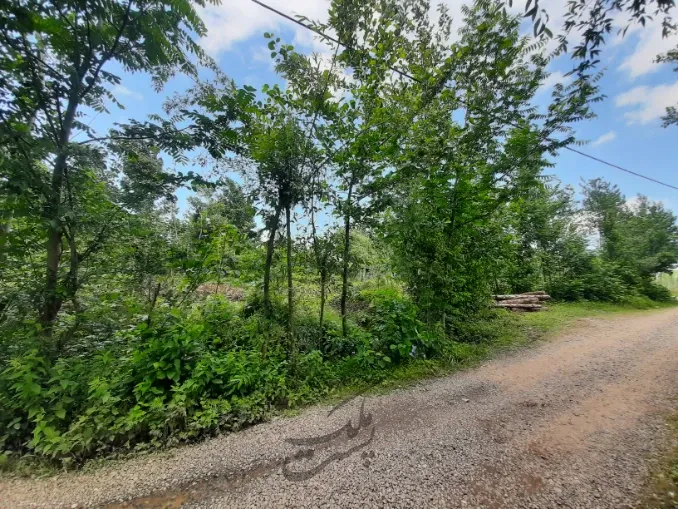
[3,308,678,509]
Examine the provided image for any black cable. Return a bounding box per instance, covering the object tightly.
[250,0,341,46]
[249,0,678,192]
[564,147,678,191]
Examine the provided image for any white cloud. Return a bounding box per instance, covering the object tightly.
[618,30,676,79]
[615,83,678,124]
[197,0,332,56]
[609,11,678,79]
[113,85,143,101]
[591,131,616,146]
[198,0,576,68]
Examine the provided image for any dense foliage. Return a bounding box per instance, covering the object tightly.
[1,0,677,467]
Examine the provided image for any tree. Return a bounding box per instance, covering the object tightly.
[310,229,343,332]
[187,178,256,238]
[579,179,678,300]
[624,195,678,276]
[249,107,308,337]
[267,39,345,333]
[503,179,579,293]
[318,0,430,336]
[515,0,675,71]
[114,142,174,214]
[385,0,599,325]
[0,0,217,326]
[581,178,627,261]
[512,0,678,127]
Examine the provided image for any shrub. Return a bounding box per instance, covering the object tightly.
[0,305,295,463]
[355,287,436,362]
[548,259,632,302]
[641,280,673,302]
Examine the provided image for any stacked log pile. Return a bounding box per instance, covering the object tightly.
[492,291,551,312]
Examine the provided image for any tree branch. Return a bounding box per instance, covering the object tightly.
[78,0,134,100]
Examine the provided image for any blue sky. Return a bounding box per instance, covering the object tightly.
[83,0,678,216]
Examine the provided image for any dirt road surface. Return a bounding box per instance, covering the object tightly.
[3,308,678,509]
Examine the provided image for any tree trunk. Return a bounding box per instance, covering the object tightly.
[319,268,327,333]
[214,235,225,295]
[0,203,13,266]
[340,182,354,338]
[0,202,13,237]
[493,303,543,311]
[263,205,282,316]
[42,92,80,324]
[285,204,294,342]
[146,281,162,327]
[65,230,79,308]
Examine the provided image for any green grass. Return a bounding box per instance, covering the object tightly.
[519,298,677,336]
[641,413,678,508]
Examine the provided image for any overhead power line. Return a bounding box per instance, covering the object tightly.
[249,0,678,192]
[564,147,678,191]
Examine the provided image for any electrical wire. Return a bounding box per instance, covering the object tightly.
[249,0,678,192]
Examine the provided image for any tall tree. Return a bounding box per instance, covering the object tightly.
[503,179,579,293]
[385,0,599,324]
[187,178,256,238]
[0,0,217,325]
[249,103,307,338]
[319,0,432,336]
[581,178,627,261]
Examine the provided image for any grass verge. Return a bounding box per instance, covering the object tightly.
[641,412,678,508]
[315,299,677,408]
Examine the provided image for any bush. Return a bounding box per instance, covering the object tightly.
[3,290,447,465]
[354,286,439,362]
[0,303,297,464]
[641,280,673,302]
[547,258,674,304]
[548,259,632,302]
[452,308,516,344]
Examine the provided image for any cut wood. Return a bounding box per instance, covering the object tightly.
[493,303,543,310]
[493,293,551,301]
[492,291,551,312]
[498,297,541,305]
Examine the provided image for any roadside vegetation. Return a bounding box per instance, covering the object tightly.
[1,0,677,470]
[642,413,678,509]
[658,273,678,297]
